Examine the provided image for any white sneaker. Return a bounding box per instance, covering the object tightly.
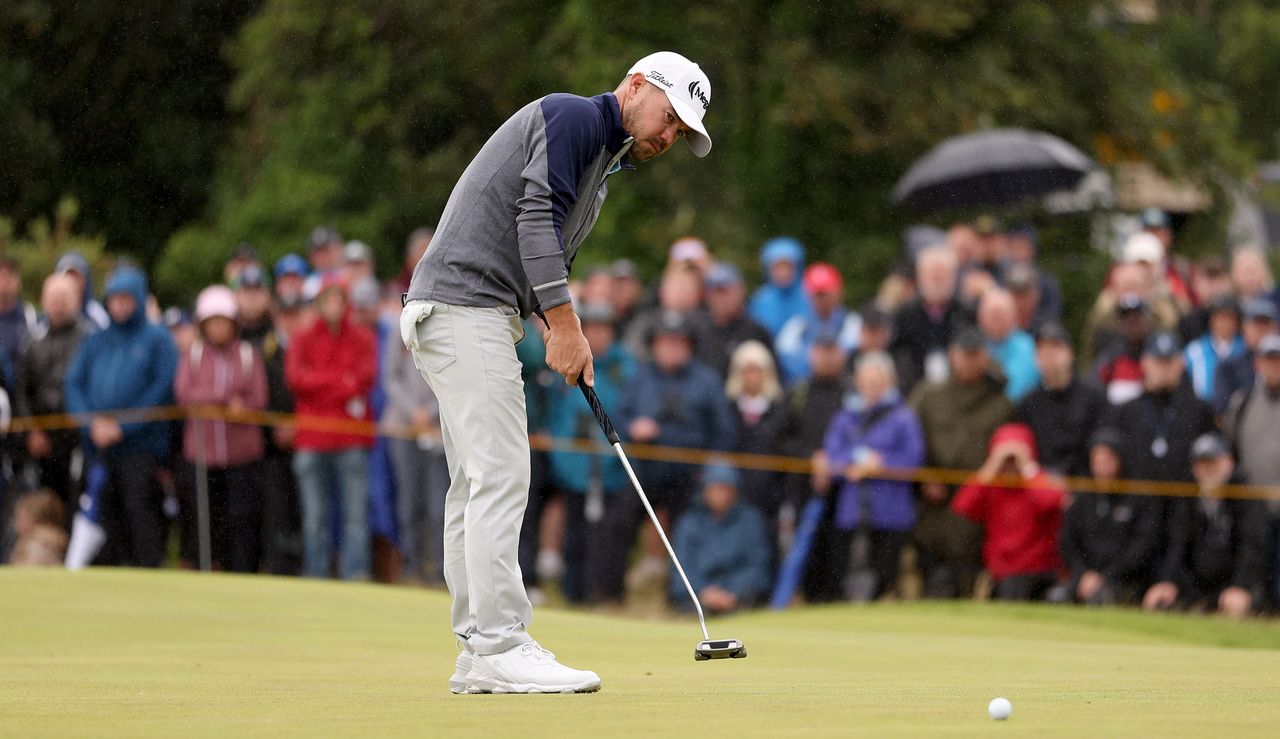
[536,549,564,581]
[448,650,482,694]
[470,642,601,694]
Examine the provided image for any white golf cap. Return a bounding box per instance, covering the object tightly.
[1123,231,1164,264]
[627,51,712,157]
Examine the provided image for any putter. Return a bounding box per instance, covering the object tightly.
[577,379,747,661]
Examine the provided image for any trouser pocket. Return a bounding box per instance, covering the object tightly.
[401,302,456,374]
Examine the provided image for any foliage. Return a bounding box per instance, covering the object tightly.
[0,198,113,301]
[4,1,1280,310]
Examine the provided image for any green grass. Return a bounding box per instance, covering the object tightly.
[2,569,1279,737]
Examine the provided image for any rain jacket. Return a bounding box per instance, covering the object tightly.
[285,312,377,452]
[55,251,110,330]
[671,498,771,605]
[823,395,925,532]
[63,267,178,458]
[1183,333,1244,402]
[748,237,811,337]
[174,338,268,468]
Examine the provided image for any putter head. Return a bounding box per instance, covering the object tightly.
[695,638,747,661]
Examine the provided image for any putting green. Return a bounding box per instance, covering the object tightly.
[2,569,1279,737]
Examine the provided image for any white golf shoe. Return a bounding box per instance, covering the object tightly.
[469,641,601,694]
[448,650,482,694]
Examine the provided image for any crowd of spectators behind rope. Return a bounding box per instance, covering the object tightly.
[2,211,1279,620]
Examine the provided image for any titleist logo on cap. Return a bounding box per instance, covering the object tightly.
[647,70,674,88]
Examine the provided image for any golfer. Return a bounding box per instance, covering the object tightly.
[400,51,713,694]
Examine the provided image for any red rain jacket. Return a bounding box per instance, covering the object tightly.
[285,313,377,451]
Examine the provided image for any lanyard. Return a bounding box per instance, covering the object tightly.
[1142,395,1177,459]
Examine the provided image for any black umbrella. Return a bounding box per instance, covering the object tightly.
[891,128,1097,213]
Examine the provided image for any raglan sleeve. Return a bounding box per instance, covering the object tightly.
[515,96,605,312]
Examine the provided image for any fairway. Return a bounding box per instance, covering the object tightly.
[2,570,1279,737]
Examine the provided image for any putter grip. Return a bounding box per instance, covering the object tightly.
[578,379,620,445]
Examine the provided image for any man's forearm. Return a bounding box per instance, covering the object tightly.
[542,301,579,330]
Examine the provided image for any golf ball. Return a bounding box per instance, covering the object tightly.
[988,697,1012,721]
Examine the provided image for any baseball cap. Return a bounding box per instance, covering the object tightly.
[803,263,843,295]
[1143,331,1182,359]
[1257,333,1280,357]
[950,325,986,351]
[627,51,713,157]
[669,237,708,264]
[343,240,373,264]
[1122,232,1164,264]
[650,309,694,341]
[307,226,342,252]
[704,262,743,289]
[1242,298,1279,323]
[1089,427,1125,453]
[234,263,268,290]
[611,258,639,281]
[1034,321,1071,345]
[1190,432,1229,462]
[702,463,740,489]
[274,253,309,279]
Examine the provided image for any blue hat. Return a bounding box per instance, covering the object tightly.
[274,253,309,279]
[1243,298,1279,323]
[702,463,739,488]
[704,262,743,289]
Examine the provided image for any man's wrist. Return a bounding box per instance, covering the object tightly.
[543,302,579,331]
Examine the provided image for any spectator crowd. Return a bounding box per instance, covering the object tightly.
[2,210,1279,621]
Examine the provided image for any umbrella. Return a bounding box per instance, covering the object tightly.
[892,128,1097,213]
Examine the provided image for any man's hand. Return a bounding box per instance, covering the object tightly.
[542,303,594,386]
[26,430,52,459]
[1077,570,1103,601]
[1143,581,1178,611]
[699,585,738,613]
[922,481,949,503]
[810,451,831,494]
[90,416,123,449]
[629,417,660,443]
[1219,586,1253,618]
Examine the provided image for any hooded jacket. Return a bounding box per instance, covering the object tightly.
[55,251,110,331]
[951,424,1065,578]
[175,337,268,468]
[63,266,178,458]
[748,237,812,337]
[285,310,377,451]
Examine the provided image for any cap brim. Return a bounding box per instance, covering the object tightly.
[666,93,712,158]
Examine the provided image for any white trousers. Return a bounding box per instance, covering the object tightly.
[400,301,533,655]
